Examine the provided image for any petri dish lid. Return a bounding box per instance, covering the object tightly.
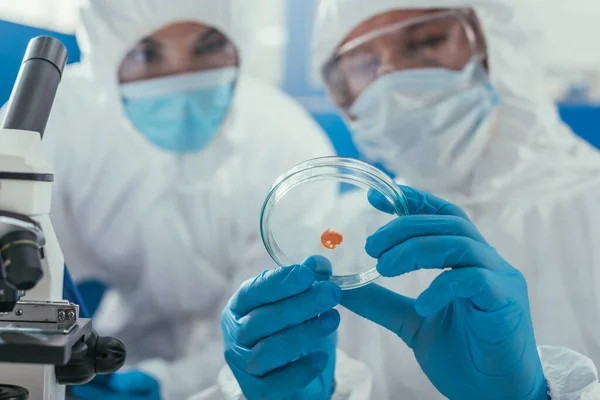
[260,156,409,290]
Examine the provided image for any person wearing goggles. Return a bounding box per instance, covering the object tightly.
[308,1,600,399]
[322,8,492,189]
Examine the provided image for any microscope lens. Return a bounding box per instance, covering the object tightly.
[0,230,43,291]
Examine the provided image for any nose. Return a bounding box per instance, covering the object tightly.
[376,39,403,77]
[168,60,195,76]
[164,48,196,76]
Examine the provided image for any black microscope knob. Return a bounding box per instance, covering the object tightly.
[56,331,126,385]
[55,339,93,385]
[0,384,28,400]
[95,335,126,374]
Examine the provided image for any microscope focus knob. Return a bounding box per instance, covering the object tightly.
[56,330,126,385]
[94,335,126,374]
[0,385,28,400]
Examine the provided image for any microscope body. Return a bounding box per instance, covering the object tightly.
[0,127,64,300]
[0,37,125,400]
[0,128,65,399]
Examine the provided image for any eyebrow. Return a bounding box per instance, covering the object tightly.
[402,10,458,38]
[139,36,162,49]
[196,28,223,43]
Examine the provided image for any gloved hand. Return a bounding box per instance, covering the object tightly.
[221,259,341,400]
[339,186,548,400]
[71,371,161,400]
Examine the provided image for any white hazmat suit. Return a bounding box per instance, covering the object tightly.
[313,0,600,399]
[40,0,341,398]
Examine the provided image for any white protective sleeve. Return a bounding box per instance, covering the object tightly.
[187,349,373,400]
[188,346,600,400]
[540,346,600,399]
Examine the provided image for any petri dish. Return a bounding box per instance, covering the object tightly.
[260,156,409,290]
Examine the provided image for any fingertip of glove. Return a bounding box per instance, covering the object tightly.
[280,265,315,289]
[365,223,394,258]
[375,251,396,277]
[320,308,341,330]
[303,255,333,279]
[364,235,377,258]
[315,281,342,307]
[308,351,329,370]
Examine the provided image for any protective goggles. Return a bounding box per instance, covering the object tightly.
[123,28,239,75]
[322,9,486,111]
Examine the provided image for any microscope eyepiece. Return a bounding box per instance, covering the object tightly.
[0,36,68,137]
[22,36,68,76]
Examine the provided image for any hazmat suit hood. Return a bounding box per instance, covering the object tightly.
[72,0,256,177]
[313,0,600,202]
[76,0,252,75]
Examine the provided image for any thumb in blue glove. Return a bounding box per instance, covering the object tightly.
[295,256,337,400]
[336,186,548,400]
[71,370,161,400]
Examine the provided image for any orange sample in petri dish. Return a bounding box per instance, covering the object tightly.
[321,229,343,250]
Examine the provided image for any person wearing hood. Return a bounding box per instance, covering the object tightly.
[214,185,600,400]
[30,0,354,398]
[308,0,600,398]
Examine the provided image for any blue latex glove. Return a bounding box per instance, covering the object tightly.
[71,371,161,400]
[221,259,341,400]
[340,186,548,400]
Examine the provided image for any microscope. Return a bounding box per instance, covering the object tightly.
[0,37,125,399]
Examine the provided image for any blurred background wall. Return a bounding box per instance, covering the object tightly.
[0,0,599,156]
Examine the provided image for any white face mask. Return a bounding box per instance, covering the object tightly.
[349,60,499,192]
